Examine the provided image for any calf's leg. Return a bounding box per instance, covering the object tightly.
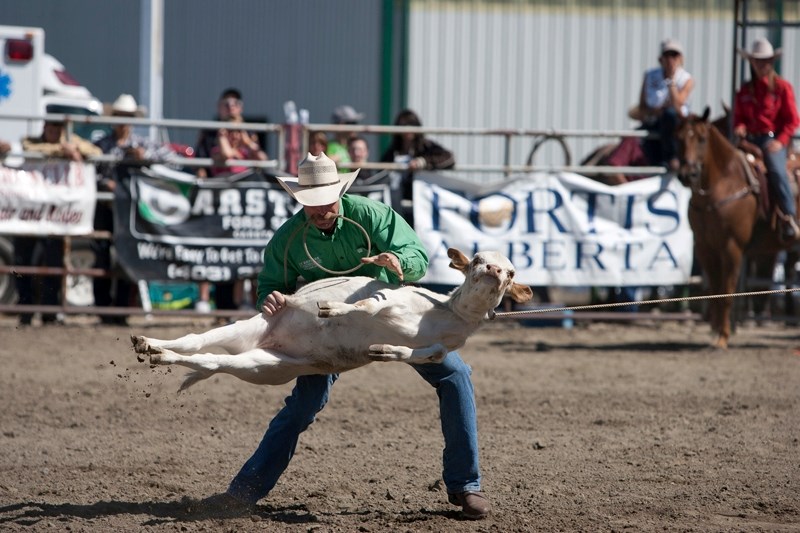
[148,348,318,390]
[317,298,385,318]
[132,314,265,355]
[369,343,449,363]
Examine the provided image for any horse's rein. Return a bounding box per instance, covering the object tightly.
[688,150,755,212]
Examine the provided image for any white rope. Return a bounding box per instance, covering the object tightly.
[493,286,800,319]
[283,214,372,286]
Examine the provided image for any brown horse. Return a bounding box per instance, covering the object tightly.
[675,108,797,348]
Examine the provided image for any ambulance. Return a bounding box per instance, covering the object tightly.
[0,24,106,145]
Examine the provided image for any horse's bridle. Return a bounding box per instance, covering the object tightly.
[683,151,754,213]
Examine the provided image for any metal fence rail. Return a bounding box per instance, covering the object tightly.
[0,112,696,323]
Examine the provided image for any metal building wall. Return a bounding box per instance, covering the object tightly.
[405,0,800,172]
[1,0,386,150]
[1,1,798,171]
[160,0,385,148]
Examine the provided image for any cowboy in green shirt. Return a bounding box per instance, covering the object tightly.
[256,193,428,301]
[220,152,491,520]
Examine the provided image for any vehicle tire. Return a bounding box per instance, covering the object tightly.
[0,237,16,305]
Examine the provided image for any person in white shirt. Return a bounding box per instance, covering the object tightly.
[635,39,694,172]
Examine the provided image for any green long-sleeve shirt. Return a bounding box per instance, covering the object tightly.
[256,194,428,306]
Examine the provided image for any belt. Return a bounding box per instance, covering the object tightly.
[748,131,775,138]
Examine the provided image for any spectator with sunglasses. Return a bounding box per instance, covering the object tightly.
[193,88,265,314]
[633,39,694,172]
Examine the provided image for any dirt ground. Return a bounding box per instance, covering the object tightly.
[1,313,799,533]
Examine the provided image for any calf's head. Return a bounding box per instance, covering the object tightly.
[447,248,533,314]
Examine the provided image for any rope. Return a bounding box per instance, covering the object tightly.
[302,215,372,275]
[283,214,372,287]
[493,286,800,319]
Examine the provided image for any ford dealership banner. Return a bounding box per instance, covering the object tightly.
[113,166,391,282]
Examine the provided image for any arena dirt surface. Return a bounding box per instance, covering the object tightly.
[1,313,799,532]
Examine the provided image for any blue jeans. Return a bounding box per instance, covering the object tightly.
[754,136,794,217]
[227,351,482,502]
[642,107,680,165]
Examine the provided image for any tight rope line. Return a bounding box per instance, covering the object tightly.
[493,286,800,319]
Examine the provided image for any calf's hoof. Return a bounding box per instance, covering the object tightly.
[369,344,399,362]
[317,301,332,318]
[131,335,163,363]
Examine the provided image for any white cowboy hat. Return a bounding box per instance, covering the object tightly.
[275,152,359,206]
[111,93,141,116]
[738,37,782,60]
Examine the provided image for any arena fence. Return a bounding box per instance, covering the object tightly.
[0,111,744,324]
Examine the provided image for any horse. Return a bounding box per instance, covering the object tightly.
[675,107,800,348]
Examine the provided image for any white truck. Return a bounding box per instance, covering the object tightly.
[0,24,106,143]
[0,25,106,305]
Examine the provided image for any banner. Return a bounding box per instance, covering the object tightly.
[114,166,391,282]
[0,161,96,235]
[413,172,693,286]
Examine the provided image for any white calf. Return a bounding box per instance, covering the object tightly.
[131,248,532,390]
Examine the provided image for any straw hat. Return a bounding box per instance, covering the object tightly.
[275,152,359,206]
[111,94,141,116]
[738,37,782,60]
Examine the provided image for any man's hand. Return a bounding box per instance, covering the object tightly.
[361,252,403,281]
[766,139,783,154]
[61,142,83,162]
[262,290,287,316]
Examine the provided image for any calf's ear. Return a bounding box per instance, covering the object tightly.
[507,282,533,303]
[447,248,469,273]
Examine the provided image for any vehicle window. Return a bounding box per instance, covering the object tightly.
[45,104,111,142]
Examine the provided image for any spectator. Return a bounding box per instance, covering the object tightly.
[633,38,694,172]
[94,94,174,163]
[327,105,363,172]
[194,89,265,315]
[347,134,375,181]
[734,37,800,241]
[198,152,491,520]
[307,130,329,156]
[380,109,455,225]
[22,119,101,161]
[92,93,171,325]
[0,140,10,156]
[209,117,267,176]
[195,88,264,178]
[15,120,101,326]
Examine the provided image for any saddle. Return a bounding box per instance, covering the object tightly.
[736,139,800,230]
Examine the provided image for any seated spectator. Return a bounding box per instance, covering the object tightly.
[195,88,265,178]
[95,94,174,164]
[327,105,363,172]
[380,109,455,225]
[23,119,101,161]
[194,89,266,315]
[210,118,267,176]
[93,93,173,325]
[308,130,329,156]
[347,135,375,181]
[634,38,694,172]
